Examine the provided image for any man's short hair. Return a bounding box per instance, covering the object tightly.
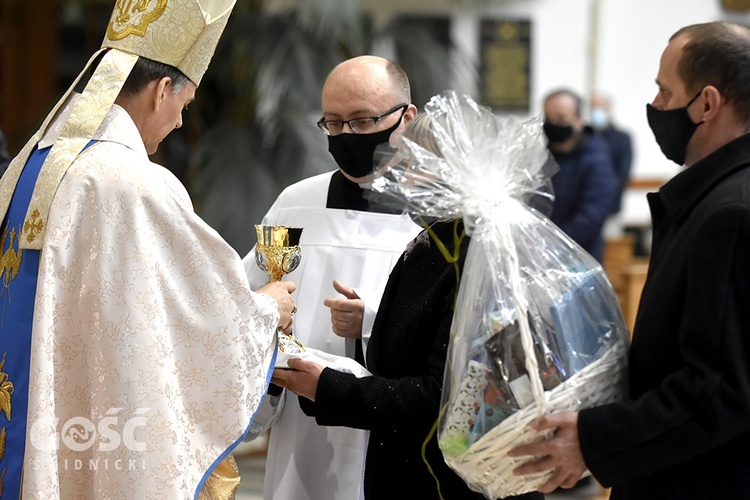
[544,88,582,117]
[386,60,411,104]
[120,56,191,97]
[672,22,750,125]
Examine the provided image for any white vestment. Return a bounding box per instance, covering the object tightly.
[18,101,279,498]
[242,172,420,500]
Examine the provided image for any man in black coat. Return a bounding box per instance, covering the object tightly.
[510,21,750,499]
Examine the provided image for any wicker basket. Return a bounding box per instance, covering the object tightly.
[442,341,627,499]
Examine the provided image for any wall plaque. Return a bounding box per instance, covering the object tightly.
[480,19,531,112]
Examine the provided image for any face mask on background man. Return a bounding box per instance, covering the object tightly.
[589,107,609,130]
[543,121,575,143]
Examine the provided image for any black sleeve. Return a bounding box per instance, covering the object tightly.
[309,290,455,434]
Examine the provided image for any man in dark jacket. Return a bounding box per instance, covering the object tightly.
[543,88,618,262]
[510,21,750,499]
[589,93,634,215]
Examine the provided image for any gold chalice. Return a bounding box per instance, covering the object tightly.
[255,225,305,355]
[255,225,303,282]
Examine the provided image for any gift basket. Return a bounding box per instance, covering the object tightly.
[369,91,630,498]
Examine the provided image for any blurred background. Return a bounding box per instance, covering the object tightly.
[2,0,750,254]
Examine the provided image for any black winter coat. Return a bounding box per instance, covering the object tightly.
[579,133,750,499]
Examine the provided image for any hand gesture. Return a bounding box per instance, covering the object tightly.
[323,280,364,339]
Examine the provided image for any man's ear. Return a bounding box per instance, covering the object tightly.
[402,104,419,125]
[152,76,172,111]
[700,85,722,122]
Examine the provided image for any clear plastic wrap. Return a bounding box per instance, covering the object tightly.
[370,91,630,498]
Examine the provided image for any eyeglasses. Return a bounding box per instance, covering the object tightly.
[317,104,408,136]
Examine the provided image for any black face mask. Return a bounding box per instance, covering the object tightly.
[327,117,402,179]
[646,90,703,165]
[543,121,575,143]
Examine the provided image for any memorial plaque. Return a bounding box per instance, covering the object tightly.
[480,19,531,112]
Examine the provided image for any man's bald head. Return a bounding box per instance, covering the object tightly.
[318,55,417,183]
[322,56,410,118]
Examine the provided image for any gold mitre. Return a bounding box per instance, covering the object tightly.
[102,0,236,86]
[0,0,236,251]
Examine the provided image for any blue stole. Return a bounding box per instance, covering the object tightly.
[0,141,93,497]
[0,144,48,499]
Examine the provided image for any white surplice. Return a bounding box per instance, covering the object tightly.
[242,172,420,500]
[18,101,279,498]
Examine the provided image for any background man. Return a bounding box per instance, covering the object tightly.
[589,94,633,215]
[242,55,420,500]
[0,1,295,497]
[511,21,750,499]
[543,88,618,262]
[589,93,634,218]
